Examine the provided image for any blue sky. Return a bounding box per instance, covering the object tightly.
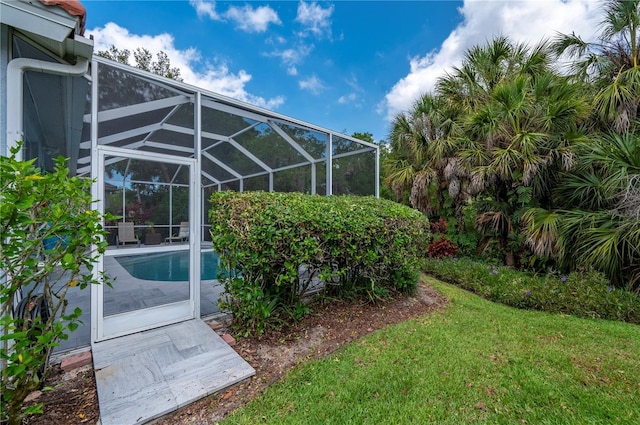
[83,1,603,142]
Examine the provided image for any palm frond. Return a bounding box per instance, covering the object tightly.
[488,147,523,181]
[522,207,561,257]
[475,210,513,235]
[551,31,590,59]
[554,171,611,210]
[383,159,416,189]
[601,0,640,43]
[593,73,634,124]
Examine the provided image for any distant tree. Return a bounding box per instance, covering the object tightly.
[97,45,183,81]
[351,132,394,199]
[351,131,375,144]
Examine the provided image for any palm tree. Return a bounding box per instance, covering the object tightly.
[385,36,590,266]
[384,93,460,215]
[553,0,640,132]
[439,38,589,265]
[524,131,640,288]
[438,36,551,110]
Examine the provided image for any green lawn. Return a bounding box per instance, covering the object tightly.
[222,277,640,424]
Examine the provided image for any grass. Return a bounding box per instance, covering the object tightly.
[222,276,640,424]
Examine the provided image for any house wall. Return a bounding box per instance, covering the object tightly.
[1,23,8,156]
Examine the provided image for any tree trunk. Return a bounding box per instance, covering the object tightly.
[505,250,515,267]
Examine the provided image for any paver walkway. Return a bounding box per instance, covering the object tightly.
[92,319,254,425]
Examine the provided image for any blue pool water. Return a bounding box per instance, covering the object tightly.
[115,251,219,281]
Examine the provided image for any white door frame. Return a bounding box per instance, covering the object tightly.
[91,146,200,342]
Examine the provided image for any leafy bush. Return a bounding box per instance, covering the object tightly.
[429,217,448,234]
[209,192,431,335]
[439,202,481,257]
[426,237,458,259]
[1,147,111,424]
[423,258,639,324]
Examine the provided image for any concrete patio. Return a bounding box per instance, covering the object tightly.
[92,319,255,425]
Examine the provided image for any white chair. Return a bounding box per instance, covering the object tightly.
[116,222,140,248]
[165,222,189,243]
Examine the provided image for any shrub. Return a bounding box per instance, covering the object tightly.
[426,237,458,259]
[429,218,447,234]
[209,192,431,335]
[440,203,481,257]
[1,147,111,424]
[423,257,639,324]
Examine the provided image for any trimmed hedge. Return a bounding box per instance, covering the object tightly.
[208,192,431,335]
[423,257,639,324]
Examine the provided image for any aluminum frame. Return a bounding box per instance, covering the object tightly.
[88,56,379,196]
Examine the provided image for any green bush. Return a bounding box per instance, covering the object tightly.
[1,147,111,424]
[423,258,639,324]
[208,192,431,335]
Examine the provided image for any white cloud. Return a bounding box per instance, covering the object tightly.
[88,22,285,109]
[265,36,288,45]
[264,43,314,75]
[191,1,280,33]
[338,93,357,104]
[224,4,281,33]
[345,74,362,92]
[299,75,326,94]
[295,1,334,38]
[381,0,603,121]
[189,0,220,20]
[338,74,362,105]
[262,2,334,77]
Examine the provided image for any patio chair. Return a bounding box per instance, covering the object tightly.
[165,222,189,244]
[116,222,140,248]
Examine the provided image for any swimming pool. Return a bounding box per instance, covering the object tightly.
[115,251,219,281]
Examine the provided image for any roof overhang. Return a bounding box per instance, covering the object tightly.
[1,0,92,59]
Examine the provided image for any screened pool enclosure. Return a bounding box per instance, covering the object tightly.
[91,57,378,340]
[11,41,379,346]
[91,57,380,246]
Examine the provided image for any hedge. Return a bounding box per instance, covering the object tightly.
[208,192,431,335]
[423,257,639,324]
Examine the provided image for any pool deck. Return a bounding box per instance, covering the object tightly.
[92,319,255,425]
[53,244,224,354]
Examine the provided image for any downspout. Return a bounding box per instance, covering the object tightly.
[6,56,89,160]
[2,56,89,369]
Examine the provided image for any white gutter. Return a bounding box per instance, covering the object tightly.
[6,56,89,160]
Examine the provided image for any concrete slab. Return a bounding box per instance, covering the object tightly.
[92,319,255,425]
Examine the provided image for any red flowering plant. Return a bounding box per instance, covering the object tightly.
[126,200,154,225]
[426,237,458,259]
